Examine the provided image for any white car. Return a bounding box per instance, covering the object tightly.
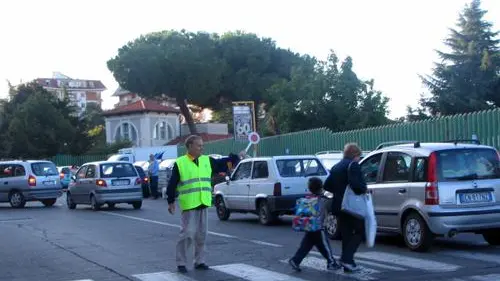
[213,155,329,225]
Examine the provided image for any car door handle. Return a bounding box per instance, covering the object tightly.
[3,182,8,185]
[398,188,407,194]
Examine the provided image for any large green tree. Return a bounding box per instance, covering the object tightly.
[420,0,500,115]
[108,30,301,134]
[264,51,390,134]
[107,30,225,134]
[0,83,76,158]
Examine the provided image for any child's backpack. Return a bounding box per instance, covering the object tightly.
[292,195,321,232]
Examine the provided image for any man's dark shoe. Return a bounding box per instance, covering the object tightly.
[288,258,301,272]
[327,262,342,271]
[177,266,188,273]
[194,263,209,270]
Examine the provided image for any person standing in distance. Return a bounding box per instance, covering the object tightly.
[148,154,160,199]
[166,135,243,273]
[323,143,367,273]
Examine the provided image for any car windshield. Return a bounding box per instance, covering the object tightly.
[438,148,500,180]
[100,163,137,178]
[31,162,58,176]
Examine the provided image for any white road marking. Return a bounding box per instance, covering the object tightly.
[451,274,500,281]
[356,252,460,272]
[249,240,283,247]
[281,256,379,281]
[133,271,197,281]
[101,211,288,247]
[310,251,405,271]
[212,263,307,281]
[442,250,500,264]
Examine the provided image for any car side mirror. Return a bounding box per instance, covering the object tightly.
[225,176,230,185]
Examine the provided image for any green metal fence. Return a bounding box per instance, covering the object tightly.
[50,154,108,166]
[178,108,500,156]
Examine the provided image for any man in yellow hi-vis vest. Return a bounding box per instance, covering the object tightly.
[167,135,244,273]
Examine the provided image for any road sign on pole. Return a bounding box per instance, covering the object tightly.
[244,132,260,153]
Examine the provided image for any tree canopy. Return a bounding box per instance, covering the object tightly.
[418,0,500,116]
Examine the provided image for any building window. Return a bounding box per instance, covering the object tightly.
[153,121,173,141]
[115,122,138,144]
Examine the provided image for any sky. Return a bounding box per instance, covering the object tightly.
[0,0,499,119]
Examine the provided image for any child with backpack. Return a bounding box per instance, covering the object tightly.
[289,177,341,272]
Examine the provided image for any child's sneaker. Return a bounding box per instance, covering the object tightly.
[327,262,342,271]
[288,258,302,272]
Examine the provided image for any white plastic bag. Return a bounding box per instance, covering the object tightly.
[364,193,377,248]
[341,185,367,219]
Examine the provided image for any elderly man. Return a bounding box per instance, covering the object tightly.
[167,135,243,273]
[148,153,160,199]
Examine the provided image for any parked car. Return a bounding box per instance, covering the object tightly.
[134,165,150,197]
[213,155,329,225]
[324,140,500,252]
[66,161,143,211]
[316,150,369,170]
[0,160,62,208]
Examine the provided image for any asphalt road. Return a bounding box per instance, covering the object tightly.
[1,195,500,281]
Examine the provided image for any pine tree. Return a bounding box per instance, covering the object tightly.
[420,0,500,116]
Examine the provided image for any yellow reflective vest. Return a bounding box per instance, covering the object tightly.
[176,155,212,211]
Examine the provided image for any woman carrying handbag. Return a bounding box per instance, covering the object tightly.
[323,143,368,273]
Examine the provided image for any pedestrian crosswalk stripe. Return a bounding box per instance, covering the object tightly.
[356,251,461,272]
[441,250,500,264]
[310,251,405,271]
[280,257,379,281]
[133,271,197,281]
[211,263,307,281]
[449,273,500,281]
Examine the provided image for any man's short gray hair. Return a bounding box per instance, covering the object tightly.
[185,135,203,148]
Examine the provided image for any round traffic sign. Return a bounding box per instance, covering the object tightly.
[248,132,260,144]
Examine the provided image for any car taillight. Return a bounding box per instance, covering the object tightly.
[60,173,64,179]
[28,175,36,187]
[143,177,149,182]
[135,178,142,185]
[273,182,282,196]
[425,152,439,205]
[96,179,107,187]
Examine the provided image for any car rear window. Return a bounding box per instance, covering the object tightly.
[438,148,500,181]
[135,166,146,177]
[31,162,58,176]
[276,158,327,177]
[100,163,137,178]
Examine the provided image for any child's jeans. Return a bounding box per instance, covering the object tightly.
[291,229,336,265]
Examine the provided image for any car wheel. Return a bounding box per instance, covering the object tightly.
[132,201,142,210]
[9,190,26,208]
[258,200,277,226]
[41,198,57,207]
[482,229,500,245]
[215,196,230,221]
[325,213,341,240]
[66,192,77,209]
[402,212,434,252]
[108,203,116,209]
[90,195,101,211]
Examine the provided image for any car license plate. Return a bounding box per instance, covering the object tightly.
[459,192,493,204]
[112,180,129,186]
[43,180,55,185]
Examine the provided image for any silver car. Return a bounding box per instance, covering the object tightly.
[325,141,500,252]
[66,161,143,211]
[0,160,62,208]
